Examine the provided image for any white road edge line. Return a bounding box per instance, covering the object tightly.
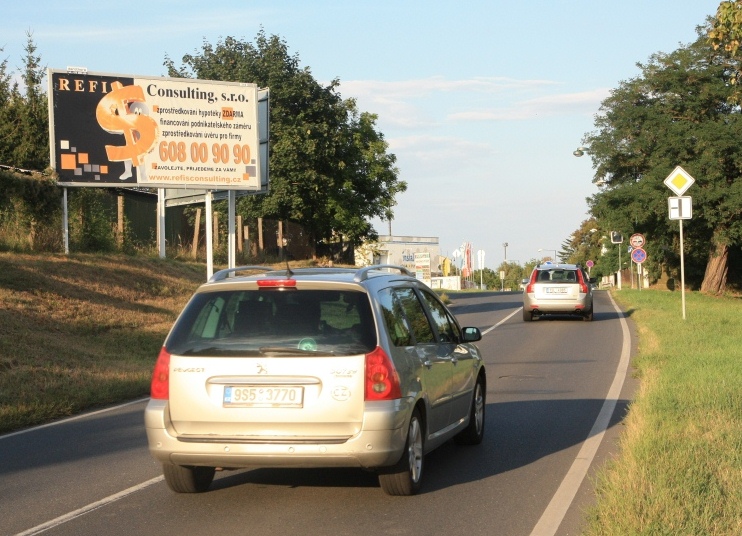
[0,398,150,440]
[529,292,632,536]
[15,475,165,536]
[481,308,521,335]
[12,299,628,535]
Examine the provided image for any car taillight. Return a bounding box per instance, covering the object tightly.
[577,271,589,294]
[526,271,538,293]
[150,347,171,400]
[365,347,402,401]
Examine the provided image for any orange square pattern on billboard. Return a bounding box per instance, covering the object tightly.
[61,154,77,170]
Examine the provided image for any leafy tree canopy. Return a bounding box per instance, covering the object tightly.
[709,1,742,65]
[582,27,742,293]
[165,31,406,252]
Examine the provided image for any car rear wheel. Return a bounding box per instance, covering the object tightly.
[454,374,485,445]
[522,308,532,321]
[162,463,215,493]
[378,409,424,496]
[583,308,593,322]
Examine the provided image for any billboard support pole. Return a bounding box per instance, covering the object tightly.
[228,190,236,269]
[205,191,214,280]
[157,189,166,259]
[62,188,69,255]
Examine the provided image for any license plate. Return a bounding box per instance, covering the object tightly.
[545,287,568,294]
[224,386,304,407]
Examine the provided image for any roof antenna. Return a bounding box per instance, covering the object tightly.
[285,259,294,276]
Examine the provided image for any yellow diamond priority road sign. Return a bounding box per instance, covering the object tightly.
[664,166,695,196]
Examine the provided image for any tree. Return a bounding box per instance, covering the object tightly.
[583,29,742,294]
[496,261,528,290]
[0,47,15,166]
[0,32,48,171]
[562,218,602,268]
[165,31,406,257]
[708,0,742,72]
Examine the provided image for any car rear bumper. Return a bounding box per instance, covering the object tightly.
[524,295,591,314]
[145,398,413,469]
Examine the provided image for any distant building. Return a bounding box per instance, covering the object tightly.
[355,235,441,273]
[355,235,460,290]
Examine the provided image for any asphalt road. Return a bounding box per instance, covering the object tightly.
[1,290,636,536]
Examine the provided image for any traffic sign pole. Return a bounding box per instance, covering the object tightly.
[680,220,686,320]
[630,246,647,291]
[664,166,694,320]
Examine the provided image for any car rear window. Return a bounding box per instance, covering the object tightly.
[166,289,377,356]
[538,269,578,282]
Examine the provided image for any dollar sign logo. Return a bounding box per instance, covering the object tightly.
[96,81,158,167]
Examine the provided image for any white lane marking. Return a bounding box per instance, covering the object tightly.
[529,292,632,536]
[15,475,164,536]
[0,398,149,440]
[481,308,520,335]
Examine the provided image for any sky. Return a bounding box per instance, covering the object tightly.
[3,0,720,268]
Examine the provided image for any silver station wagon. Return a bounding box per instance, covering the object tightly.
[145,265,486,495]
[522,263,595,321]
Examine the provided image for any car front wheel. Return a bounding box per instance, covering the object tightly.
[162,463,215,493]
[378,409,424,496]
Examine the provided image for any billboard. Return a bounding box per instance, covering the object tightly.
[48,69,266,191]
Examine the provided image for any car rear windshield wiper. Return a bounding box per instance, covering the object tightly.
[258,346,337,357]
[179,346,263,356]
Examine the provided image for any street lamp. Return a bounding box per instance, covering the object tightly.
[573,146,588,157]
[574,146,606,187]
[538,248,558,262]
[502,242,508,261]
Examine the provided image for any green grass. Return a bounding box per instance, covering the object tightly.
[584,289,742,535]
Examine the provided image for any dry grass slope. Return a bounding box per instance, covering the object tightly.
[0,252,205,434]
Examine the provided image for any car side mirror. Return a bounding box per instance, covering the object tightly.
[521,278,529,285]
[461,327,481,342]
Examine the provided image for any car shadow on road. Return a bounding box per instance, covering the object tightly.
[204,397,630,495]
[420,398,631,493]
[524,306,636,323]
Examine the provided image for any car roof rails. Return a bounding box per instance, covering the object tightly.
[209,266,273,282]
[354,265,414,282]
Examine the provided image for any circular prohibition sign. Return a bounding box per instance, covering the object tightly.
[631,247,647,264]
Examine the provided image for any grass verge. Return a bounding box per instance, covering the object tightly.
[584,289,742,535]
[0,252,205,434]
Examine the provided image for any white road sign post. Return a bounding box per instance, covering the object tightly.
[477,249,485,290]
[664,166,695,319]
[610,231,623,289]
